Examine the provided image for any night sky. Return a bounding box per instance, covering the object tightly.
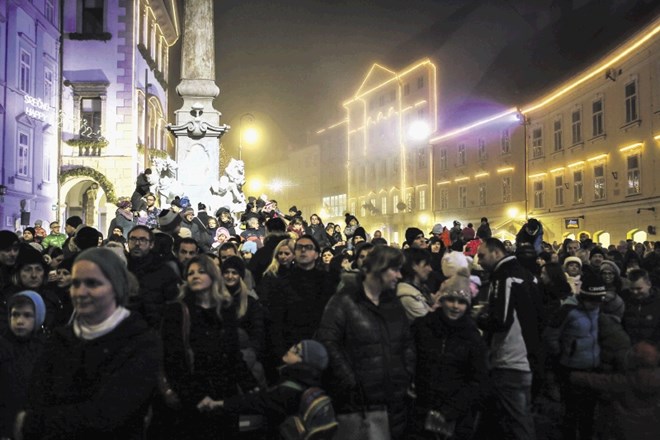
[168,0,660,167]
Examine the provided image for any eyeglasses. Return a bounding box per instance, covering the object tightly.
[128,237,151,245]
[295,244,316,252]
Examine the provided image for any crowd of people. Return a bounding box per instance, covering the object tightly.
[1,186,659,440]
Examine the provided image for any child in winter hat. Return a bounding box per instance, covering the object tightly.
[441,250,468,278]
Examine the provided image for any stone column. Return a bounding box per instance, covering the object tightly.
[169,0,229,210]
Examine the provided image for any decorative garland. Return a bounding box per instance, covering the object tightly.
[64,138,109,149]
[137,143,169,159]
[59,167,118,204]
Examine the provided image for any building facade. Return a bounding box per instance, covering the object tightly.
[427,17,660,246]
[58,0,178,232]
[0,0,61,230]
[344,59,438,245]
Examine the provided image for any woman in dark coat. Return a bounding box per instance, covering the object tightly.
[318,246,414,440]
[411,268,488,439]
[14,247,161,440]
[160,255,258,439]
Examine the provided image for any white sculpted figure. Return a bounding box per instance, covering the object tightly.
[210,158,247,214]
[152,157,184,205]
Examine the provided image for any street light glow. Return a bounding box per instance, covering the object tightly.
[408,120,431,141]
[243,127,258,144]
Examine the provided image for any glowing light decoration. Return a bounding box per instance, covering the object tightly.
[529,172,547,179]
[430,108,518,143]
[474,172,489,178]
[507,207,519,219]
[587,154,608,162]
[550,167,565,173]
[497,167,514,173]
[619,142,643,152]
[568,161,585,168]
[454,176,469,182]
[437,180,451,185]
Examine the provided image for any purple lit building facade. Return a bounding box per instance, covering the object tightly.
[0,0,61,230]
[58,0,178,232]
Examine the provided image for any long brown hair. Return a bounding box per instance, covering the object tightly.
[179,255,232,319]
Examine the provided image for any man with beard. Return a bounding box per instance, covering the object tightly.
[126,225,180,327]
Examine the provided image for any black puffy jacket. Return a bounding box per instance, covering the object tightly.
[317,276,415,410]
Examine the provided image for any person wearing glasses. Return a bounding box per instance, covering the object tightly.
[126,225,180,328]
[265,235,334,366]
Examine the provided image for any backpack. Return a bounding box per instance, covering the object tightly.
[279,381,338,440]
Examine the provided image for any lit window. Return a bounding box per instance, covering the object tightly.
[532,127,543,158]
[457,143,466,166]
[440,189,449,210]
[381,196,387,215]
[439,149,447,170]
[626,154,641,195]
[502,177,511,203]
[553,118,563,152]
[573,170,584,203]
[479,183,486,206]
[417,76,424,89]
[624,80,638,123]
[419,189,426,210]
[555,175,564,206]
[571,109,582,144]
[501,129,510,154]
[458,186,467,208]
[19,50,31,93]
[592,98,604,137]
[593,164,606,200]
[80,97,102,136]
[533,180,544,209]
[17,131,30,177]
[478,138,487,161]
[392,194,399,212]
[44,68,54,105]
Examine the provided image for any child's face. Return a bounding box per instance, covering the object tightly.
[282,343,303,365]
[10,304,36,338]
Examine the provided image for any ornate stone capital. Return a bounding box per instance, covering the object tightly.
[167,103,229,139]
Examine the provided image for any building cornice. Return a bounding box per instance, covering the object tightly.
[149,0,179,46]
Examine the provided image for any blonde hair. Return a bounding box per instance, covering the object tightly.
[179,255,232,318]
[263,238,296,277]
[235,278,250,319]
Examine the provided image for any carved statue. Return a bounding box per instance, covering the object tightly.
[210,158,247,214]
[152,157,184,206]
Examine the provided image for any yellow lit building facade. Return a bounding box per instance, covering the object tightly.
[427,17,660,246]
[344,59,438,244]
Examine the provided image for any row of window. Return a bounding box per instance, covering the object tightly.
[532,80,638,158]
[438,129,511,170]
[531,153,641,209]
[137,1,169,78]
[437,177,512,210]
[367,76,426,110]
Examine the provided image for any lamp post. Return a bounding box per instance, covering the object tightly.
[239,113,256,161]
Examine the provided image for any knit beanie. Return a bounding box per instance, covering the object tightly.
[579,273,607,297]
[344,213,357,226]
[405,227,424,245]
[24,227,36,237]
[215,227,231,241]
[221,255,246,279]
[590,247,605,258]
[198,203,206,211]
[0,230,20,250]
[158,209,182,232]
[300,339,329,371]
[179,196,191,209]
[181,207,195,218]
[75,226,100,250]
[441,250,468,277]
[16,244,46,269]
[563,256,582,268]
[353,227,367,242]
[8,290,46,331]
[266,217,286,233]
[58,255,76,272]
[599,260,621,277]
[439,267,472,305]
[75,248,129,306]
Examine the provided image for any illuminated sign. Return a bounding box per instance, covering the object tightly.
[565,218,580,229]
[24,95,54,123]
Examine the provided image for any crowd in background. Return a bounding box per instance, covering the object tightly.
[1,181,659,440]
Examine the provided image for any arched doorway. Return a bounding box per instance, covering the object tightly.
[562,232,576,240]
[627,228,648,243]
[593,230,611,248]
[59,170,115,234]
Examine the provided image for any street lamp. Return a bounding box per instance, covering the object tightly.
[239,113,258,160]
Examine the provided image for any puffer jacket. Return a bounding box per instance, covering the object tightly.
[412,310,488,421]
[544,304,600,370]
[317,275,415,436]
[622,288,660,345]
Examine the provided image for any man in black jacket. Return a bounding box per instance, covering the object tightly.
[126,225,180,327]
[475,238,542,440]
